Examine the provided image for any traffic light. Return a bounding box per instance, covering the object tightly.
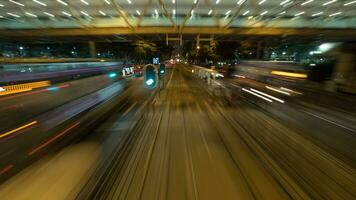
[159,63,166,76]
[144,64,157,88]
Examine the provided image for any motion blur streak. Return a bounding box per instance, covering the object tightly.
[0,165,14,176]
[242,88,273,102]
[0,84,69,101]
[28,122,81,155]
[0,121,38,139]
[280,87,303,95]
[271,70,308,78]
[0,81,50,96]
[250,88,285,103]
[266,86,291,95]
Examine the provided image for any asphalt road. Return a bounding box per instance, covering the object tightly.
[84,65,356,200]
[1,64,355,200]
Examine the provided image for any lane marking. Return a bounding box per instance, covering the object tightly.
[0,121,38,139]
[28,122,81,155]
[242,88,273,102]
[303,110,356,133]
[250,88,285,103]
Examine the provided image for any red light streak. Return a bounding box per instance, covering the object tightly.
[28,122,80,155]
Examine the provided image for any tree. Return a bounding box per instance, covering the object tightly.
[132,40,158,63]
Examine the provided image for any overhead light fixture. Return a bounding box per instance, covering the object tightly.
[7,12,20,18]
[242,10,250,15]
[62,11,72,17]
[33,0,47,6]
[172,0,175,3]
[283,0,294,6]
[0,3,4,7]
[260,10,268,15]
[0,15,4,18]
[301,0,313,5]
[80,11,90,17]
[104,0,111,4]
[294,11,305,16]
[225,10,231,15]
[25,12,37,17]
[80,0,89,5]
[44,12,55,17]
[99,10,106,16]
[194,0,198,4]
[323,0,337,6]
[311,12,323,16]
[280,0,291,5]
[9,0,25,7]
[248,15,253,19]
[136,10,141,15]
[216,0,220,4]
[57,0,68,6]
[154,9,158,15]
[259,0,267,5]
[208,9,213,15]
[191,9,194,16]
[329,11,342,16]
[344,0,356,5]
[279,11,286,15]
[127,0,132,4]
[237,0,246,4]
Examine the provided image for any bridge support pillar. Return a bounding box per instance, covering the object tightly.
[89,41,97,57]
[331,44,356,93]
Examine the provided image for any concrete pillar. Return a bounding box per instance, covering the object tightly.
[332,51,356,93]
[256,41,264,59]
[89,41,97,57]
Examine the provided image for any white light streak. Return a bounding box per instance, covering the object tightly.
[237,0,246,4]
[260,10,268,15]
[104,0,111,4]
[323,0,337,6]
[311,12,323,16]
[127,0,132,4]
[250,88,285,103]
[7,12,20,18]
[294,11,305,16]
[301,0,313,5]
[62,11,72,17]
[99,10,106,16]
[259,0,267,4]
[344,0,356,5]
[242,10,250,15]
[80,11,90,17]
[280,0,291,5]
[154,9,158,15]
[225,10,231,15]
[208,9,213,15]
[9,0,25,7]
[279,11,286,15]
[43,12,55,17]
[329,11,342,16]
[216,0,220,4]
[33,0,47,6]
[80,0,89,5]
[266,86,291,95]
[57,0,68,6]
[136,10,141,15]
[25,12,37,17]
[242,88,273,102]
